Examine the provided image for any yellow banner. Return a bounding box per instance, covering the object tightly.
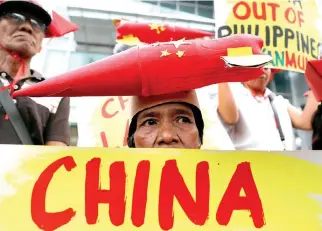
[215,0,322,72]
[0,145,321,230]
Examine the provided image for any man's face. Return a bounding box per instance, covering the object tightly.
[244,68,272,93]
[0,11,46,58]
[134,103,201,149]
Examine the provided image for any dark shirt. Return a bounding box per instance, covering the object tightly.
[0,70,70,145]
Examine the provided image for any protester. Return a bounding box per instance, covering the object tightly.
[0,0,72,145]
[216,68,318,150]
[127,90,204,149]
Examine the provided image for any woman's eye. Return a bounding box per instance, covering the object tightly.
[177,116,191,124]
[142,119,157,126]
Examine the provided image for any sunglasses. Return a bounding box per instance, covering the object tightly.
[1,12,47,33]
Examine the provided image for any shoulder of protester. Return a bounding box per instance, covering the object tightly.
[0,70,69,102]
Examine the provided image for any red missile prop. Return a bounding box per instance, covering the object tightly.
[13,34,272,98]
[114,19,214,45]
[305,60,322,101]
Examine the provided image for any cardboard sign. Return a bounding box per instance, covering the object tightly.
[0,145,321,230]
[215,0,322,72]
[76,96,130,148]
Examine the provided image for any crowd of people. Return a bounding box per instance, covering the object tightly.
[0,0,321,151]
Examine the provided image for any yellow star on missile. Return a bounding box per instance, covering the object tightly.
[149,23,166,34]
[160,49,171,57]
[118,34,141,46]
[176,50,185,58]
[167,38,191,49]
[149,23,160,31]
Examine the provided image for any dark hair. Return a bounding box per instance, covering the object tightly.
[312,103,322,150]
[127,102,204,148]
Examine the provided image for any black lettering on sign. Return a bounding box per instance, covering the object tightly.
[284,29,294,49]
[218,25,232,38]
[218,24,260,38]
[310,39,318,59]
[301,34,309,55]
[265,26,270,47]
[272,26,283,47]
[295,31,300,52]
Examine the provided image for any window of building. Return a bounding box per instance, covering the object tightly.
[196,0,214,18]
[141,0,214,18]
[198,7,213,18]
[142,0,158,5]
[181,1,196,4]
[179,4,195,14]
[197,1,213,7]
[160,2,177,10]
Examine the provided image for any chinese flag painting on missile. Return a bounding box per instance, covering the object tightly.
[114,19,214,45]
[13,34,272,98]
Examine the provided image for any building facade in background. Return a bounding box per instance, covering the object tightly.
[32,0,321,147]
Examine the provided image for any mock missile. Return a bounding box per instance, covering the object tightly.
[114,19,214,45]
[13,34,272,98]
[305,60,322,101]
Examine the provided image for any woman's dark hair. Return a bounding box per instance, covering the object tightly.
[127,102,204,148]
[312,103,322,150]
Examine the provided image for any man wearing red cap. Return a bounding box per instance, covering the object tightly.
[127,90,204,148]
[0,0,72,145]
[216,68,318,150]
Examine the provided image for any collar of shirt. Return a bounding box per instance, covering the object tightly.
[0,70,45,91]
[241,85,272,103]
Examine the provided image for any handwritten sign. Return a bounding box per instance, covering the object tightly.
[215,0,322,72]
[76,96,130,148]
[0,145,321,230]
